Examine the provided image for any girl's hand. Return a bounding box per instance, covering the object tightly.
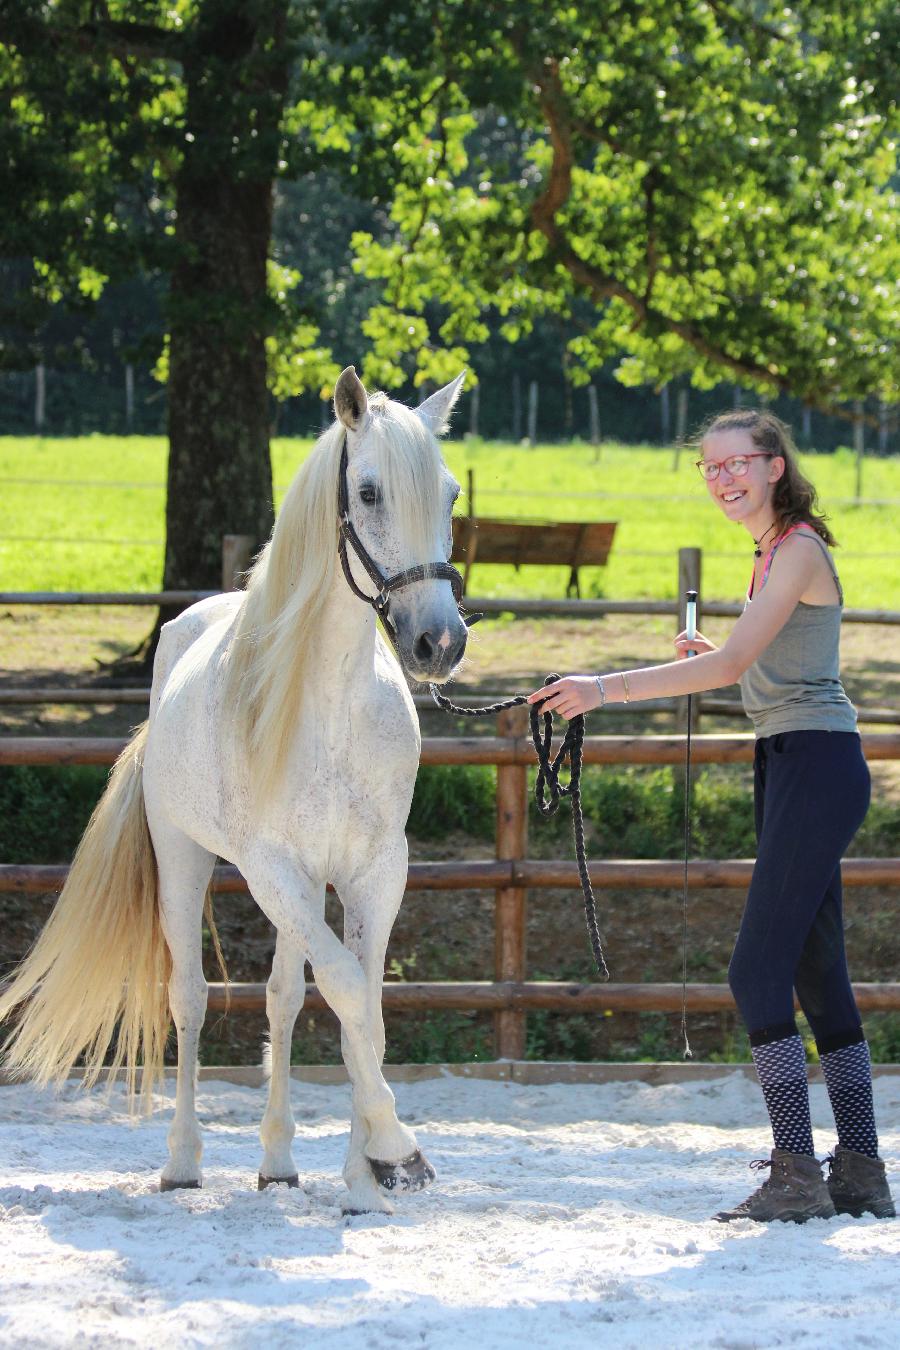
[673,629,716,659]
[525,675,603,720]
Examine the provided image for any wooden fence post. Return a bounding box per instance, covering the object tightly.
[125,364,135,433]
[221,535,255,592]
[494,703,529,1058]
[588,384,600,451]
[676,547,702,735]
[854,400,865,502]
[675,386,689,446]
[527,380,538,446]
[35,362,46,434]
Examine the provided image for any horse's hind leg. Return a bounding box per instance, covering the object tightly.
[258,931,307,1189]
[150,820,215,1191]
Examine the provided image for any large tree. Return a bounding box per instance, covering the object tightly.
[2,0,337,616]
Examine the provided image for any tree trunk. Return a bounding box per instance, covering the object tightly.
[142,1,289,655]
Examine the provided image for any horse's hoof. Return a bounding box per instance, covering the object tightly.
[257,1173,299,1191]
[367,1150,436,1193]
[160,1178,201,1192]
[342,1192,394,1217]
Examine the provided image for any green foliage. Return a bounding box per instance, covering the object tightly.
[866,1015,900,1063]
[526,1010,597,1062]
[384,1012,492,1065]
[851,797,900,858]
[347,3,899,410]
[4,2,897,415]
[0,766,107,865]
[537,765,758,861]
[407,764,495,841]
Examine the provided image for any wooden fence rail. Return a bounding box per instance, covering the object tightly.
[2,590,899,624]
[4,856,899,894]
[204,981,900,1016]
[3,719,900,1056]
[3,733,900,767]
[2,688,899,726]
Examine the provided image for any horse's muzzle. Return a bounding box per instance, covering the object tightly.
[402,623,467,684]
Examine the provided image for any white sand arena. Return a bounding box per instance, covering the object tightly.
[0,1069,897,1348]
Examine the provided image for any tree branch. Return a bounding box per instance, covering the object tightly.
[523,43,861,419]
[529,57,573,246]
[75,18,187,64]
[705,0,789,46]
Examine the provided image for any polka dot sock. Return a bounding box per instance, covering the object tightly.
[750,1028,815,1156]
[818,1033,879,1159]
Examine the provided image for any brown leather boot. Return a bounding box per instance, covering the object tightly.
[826,1146,896,1218]
[714,1149,837,1223]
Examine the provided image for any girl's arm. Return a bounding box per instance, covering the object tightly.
[527,535,820,718]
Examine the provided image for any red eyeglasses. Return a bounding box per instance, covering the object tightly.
[695,453,773,481]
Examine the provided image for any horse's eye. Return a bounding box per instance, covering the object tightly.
[359,485,381,506]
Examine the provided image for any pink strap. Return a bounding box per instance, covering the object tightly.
[747,523,815,600]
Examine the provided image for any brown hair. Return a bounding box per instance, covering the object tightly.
[701,409,837,547]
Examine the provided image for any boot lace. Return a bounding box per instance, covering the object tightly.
[731,1159,774,1212]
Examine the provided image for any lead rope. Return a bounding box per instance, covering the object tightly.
[429,676,609,979]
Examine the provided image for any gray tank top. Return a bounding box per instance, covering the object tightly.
[739,527,858,738]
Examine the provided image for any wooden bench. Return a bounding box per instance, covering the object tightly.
[451,516,617,597]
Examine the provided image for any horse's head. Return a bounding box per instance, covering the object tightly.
[334,366,469,683]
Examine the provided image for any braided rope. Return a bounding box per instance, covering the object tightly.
[429,676,609,979]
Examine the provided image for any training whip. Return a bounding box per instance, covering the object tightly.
[681,588,698,1059]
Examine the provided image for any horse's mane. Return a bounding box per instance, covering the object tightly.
[223,396,445,805]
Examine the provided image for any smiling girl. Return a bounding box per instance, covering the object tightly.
[528,409,894,1224]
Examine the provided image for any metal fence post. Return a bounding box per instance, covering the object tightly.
[494,703,529,1058]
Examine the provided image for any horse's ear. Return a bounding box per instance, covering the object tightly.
[334,366,368,431]
[416,371,466,436]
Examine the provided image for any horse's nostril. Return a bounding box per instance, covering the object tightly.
[449,632,467,666]
[414,631,435,664]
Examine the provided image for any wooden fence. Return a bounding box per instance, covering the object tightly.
[3,540,899,726]
[2,538,898,1055]
[2,713,899,1058]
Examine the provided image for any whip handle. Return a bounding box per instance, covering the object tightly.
[685,588,698,659]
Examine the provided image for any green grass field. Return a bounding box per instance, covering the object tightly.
[2,434,899,606]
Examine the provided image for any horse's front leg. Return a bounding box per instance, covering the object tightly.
[245,853,420,1205]
[258,929,308,1189]
[339,839,435,1213]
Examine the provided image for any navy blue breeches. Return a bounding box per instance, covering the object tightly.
[728,730,871,1048]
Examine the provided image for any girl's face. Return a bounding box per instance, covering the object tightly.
[699,429,784,525]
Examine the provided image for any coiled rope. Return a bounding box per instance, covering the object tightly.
[429,676,609,980]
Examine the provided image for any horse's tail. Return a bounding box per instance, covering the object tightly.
[0,722,172,1108]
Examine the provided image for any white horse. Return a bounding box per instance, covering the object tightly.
[0,366,469,1214]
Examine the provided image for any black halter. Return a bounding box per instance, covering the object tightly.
[337,433,480,643]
